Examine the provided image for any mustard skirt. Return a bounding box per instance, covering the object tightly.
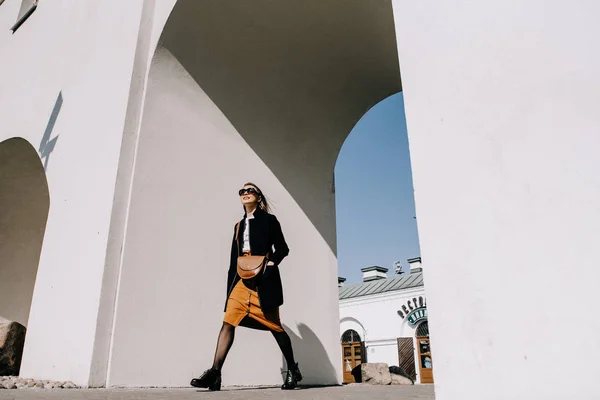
[223,279,284,332]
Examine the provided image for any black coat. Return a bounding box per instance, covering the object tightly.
[225,207,290,312]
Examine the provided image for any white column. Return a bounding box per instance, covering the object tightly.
[393,1,600,399]
[8,1,146,385]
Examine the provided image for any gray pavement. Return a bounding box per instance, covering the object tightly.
[0,384,434,399]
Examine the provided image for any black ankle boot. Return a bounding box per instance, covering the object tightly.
[281,362,302,390]
[190,368,222,391]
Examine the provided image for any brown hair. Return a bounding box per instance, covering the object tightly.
[243,182,272,214]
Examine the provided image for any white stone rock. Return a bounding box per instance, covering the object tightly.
[390,373,413,385]
[0,376,78,390]
[361,363,392,385]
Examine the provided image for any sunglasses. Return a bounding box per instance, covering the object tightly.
[239,187,260,196]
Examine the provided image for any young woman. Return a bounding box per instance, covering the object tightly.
[190,183,302,391]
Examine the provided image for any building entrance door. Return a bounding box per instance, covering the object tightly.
[416,321,434,383]
[341,329,364,383]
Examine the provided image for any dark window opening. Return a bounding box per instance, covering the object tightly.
[416,321,429,337]
[341,329,361,343]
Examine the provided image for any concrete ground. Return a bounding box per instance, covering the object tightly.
[0,384,435,400]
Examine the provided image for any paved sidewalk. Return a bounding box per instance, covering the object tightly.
[0,384,435,400]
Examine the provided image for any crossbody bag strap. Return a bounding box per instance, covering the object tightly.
[235,222,240,258]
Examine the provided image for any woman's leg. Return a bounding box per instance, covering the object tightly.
[212,322,236,370]
[272,329,302,389]
[190,322,234,389]
[271,329,296,368]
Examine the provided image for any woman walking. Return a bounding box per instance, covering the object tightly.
[190,183,302,391]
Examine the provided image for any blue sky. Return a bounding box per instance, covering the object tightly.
[335,93,421,284]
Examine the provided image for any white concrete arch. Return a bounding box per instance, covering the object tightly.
[158,0,402,253]
[0,137,49,327]
[100,0,402,389]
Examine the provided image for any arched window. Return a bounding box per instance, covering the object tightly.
[341,329,361,343]
[416,321,429,338]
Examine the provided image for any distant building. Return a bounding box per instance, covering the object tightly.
[338,257,433,384]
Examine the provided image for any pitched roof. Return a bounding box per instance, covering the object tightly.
[338,272,424,300]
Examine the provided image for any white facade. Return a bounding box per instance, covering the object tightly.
[341,288,426,375]
[339,266,428,383]
[1,0,600,398]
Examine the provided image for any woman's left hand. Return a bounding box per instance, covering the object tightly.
[267,261,275,267]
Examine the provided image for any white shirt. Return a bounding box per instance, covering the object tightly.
[242,212,254,253]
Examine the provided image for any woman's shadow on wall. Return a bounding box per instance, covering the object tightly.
[280,323,339,387]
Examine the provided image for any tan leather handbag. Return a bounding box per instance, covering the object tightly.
[235,221,268,280]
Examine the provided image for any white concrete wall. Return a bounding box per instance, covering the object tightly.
[106,47,341,387]
[99,0,401,388]
[393,1,600,399]
[339,286,425,381]
[364,340,400,368]
[0,0,145,385]
[1,0,397,387]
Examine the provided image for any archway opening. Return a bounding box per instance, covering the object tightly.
[0,137,49,327]
[335,93,428,385]
[335,92,420,284]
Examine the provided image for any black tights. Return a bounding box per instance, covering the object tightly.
[211,322,236,371]
[211,322,296,371]
[271,329,296,368]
